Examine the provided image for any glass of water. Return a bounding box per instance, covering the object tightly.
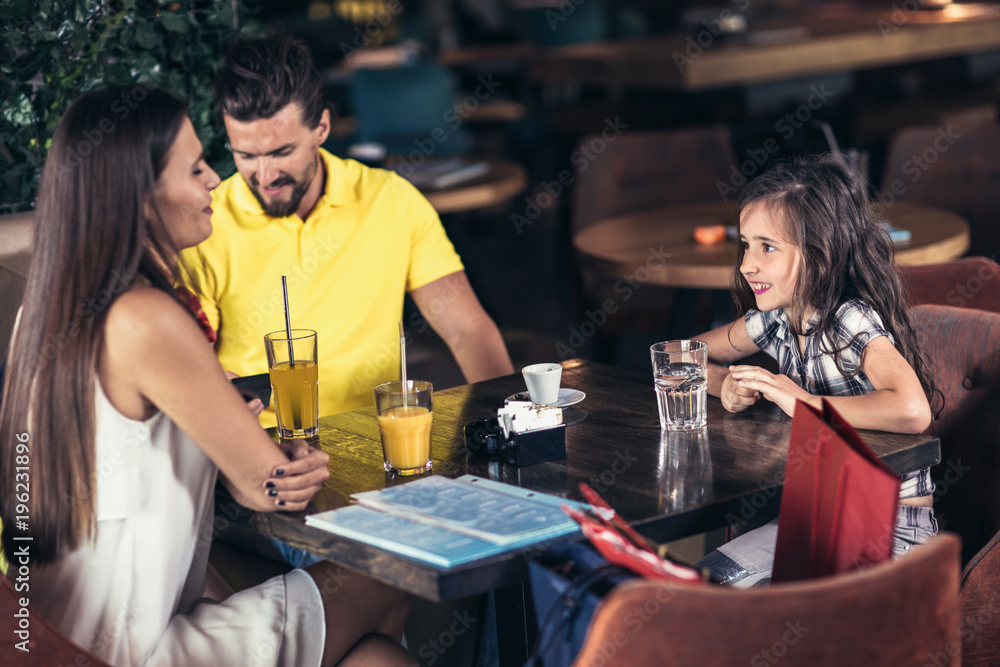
[650,340,708,431]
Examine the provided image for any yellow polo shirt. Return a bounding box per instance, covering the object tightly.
[182,149,463,426]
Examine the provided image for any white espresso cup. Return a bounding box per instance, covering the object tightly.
[522,363,562,405]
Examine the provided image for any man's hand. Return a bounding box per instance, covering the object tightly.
[262,439,330,511]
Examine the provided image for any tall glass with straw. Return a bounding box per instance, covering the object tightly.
[373,322,433,475]
[264,276,319,439]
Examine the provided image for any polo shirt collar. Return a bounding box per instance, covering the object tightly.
[232,148,358,223]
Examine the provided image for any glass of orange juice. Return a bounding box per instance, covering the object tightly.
[264,330,319,439]
[373,380,433,475]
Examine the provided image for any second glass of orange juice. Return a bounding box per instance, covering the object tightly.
[373,380,433,475]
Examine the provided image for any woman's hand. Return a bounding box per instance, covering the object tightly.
[727,365,812,417]
[720,368,761,413]
[261,440,330,511]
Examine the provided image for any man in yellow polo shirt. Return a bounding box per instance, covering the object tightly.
[184,32,512,428]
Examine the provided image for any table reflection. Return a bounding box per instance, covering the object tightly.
[658,428,713,513]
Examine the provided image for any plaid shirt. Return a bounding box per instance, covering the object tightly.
[745,300,932,498]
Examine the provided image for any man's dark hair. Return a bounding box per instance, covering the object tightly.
[215,31,327,128]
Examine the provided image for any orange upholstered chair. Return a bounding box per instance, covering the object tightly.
[573,534,962,667]
[911,304,1000,565]
[960,528,1000,665]
[898,257,1000,313]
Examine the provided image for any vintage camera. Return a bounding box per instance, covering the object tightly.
[464,405,566,467]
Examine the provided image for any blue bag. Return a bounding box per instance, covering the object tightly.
[527,541,632,667]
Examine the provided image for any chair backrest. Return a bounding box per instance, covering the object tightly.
[1,576,112,665]
[350,62,467,156]
[573,533,962,667]
[570,125,737,237]
[517,0,607,47]
[961,529,1000,665]
[898,257,1000,313]
[0,210,33,358]
[911,304,1000,565]
[880,122,1000,259]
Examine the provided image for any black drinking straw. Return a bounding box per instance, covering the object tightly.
[281,276,294,367]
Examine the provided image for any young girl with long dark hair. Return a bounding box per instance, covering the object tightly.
[695,153,937,586]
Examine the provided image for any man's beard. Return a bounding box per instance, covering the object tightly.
[249,174,311,218]
[248,156,318,218]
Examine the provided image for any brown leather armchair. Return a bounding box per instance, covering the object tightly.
[573,534,962,666]
[912,304,1000,566]
[899,257,1000,313]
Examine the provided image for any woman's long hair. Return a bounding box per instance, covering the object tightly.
[731,153,937,406]
[0,86,190,564]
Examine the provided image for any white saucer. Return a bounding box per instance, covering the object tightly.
[505,388,586,408]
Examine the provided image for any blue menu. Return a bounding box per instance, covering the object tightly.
[303,476,582,569]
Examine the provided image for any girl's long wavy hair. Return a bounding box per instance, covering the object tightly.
[731,153,937,407]
[0,86,193,564]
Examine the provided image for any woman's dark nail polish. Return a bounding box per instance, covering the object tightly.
[275,468,285,476]
[277,500,286,507]
[268,489,278,497]
[265,481,275,489]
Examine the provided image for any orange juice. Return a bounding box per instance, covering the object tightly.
[269,361,319,437]
[377,405,433,473]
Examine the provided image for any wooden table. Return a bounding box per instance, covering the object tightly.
[530,4,1000,90]
[222,359,939,664]
[573,201,970,290]
[409,160,528,215]
[226,360,938,593]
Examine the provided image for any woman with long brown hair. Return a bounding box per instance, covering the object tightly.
[0,86,412,666]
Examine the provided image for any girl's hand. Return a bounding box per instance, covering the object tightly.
[721,369,761,413]
[261,440,330,511]
[727,365,811,417]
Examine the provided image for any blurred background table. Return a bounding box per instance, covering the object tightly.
[414,159,527,215]
[531,4,1000,91]
[573,200,970,290]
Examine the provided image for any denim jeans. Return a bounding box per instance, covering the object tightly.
[696,505,939,588]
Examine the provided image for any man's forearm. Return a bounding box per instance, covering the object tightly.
[449,319,514,383]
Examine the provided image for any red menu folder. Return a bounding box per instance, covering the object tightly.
[771,399,901,583]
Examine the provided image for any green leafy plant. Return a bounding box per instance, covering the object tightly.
[0,0,261,213]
